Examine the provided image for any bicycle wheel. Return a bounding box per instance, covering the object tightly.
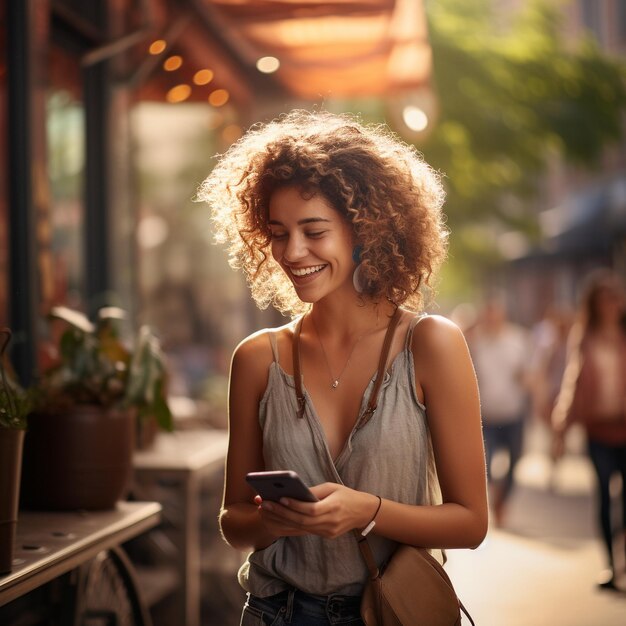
[74,546,152,626]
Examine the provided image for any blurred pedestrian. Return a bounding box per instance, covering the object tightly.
[469,297,532,526]
[552,269,626,591]
[530,306,573,426]
[199,110,487,625]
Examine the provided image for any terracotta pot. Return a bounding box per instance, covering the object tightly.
[20,405,135,511]
[0,428,25,574]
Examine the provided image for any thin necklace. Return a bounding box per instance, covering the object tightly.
[310,314,371,390]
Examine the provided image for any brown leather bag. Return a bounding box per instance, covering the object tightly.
[357,537,474,626]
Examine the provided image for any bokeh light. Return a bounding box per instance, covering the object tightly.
[193,69,214,85]
[208,89,229,107]
[256,56,280,73]
[166,84,191,103]
[148,39,166,55]
[163,55,183,71]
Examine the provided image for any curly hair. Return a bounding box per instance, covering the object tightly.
[197,110,448,315]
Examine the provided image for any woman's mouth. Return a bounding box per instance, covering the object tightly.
[288,264,328,283]
[290,264,327,277]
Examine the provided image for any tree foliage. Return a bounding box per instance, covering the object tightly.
[416,0,626,296]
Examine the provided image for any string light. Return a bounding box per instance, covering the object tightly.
[208,89,229,107]
[163,55,183,71]
[149,40,166,55]
[193,69,214,85]
[166,84,191,103]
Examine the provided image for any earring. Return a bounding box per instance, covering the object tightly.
[353,265,366,293]
[352,246,365,293]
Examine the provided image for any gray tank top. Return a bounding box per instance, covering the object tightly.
[238,314,440,597]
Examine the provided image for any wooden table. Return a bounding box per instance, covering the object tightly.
[0,501,161,607]
[133,429,229,626]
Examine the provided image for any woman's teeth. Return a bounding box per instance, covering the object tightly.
[291,265,326,277]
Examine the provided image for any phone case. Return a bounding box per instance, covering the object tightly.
[245,470,318,502]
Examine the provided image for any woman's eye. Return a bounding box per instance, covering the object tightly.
[306,231,326,238]
[270,232,288,241]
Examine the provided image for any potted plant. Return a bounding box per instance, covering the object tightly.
[20,306,173,511]
[0,328,34,574]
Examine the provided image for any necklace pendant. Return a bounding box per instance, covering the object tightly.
[332,380,339,389]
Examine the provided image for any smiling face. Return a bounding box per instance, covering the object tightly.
[268,186,356,304]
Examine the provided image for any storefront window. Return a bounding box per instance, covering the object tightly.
[46,44,85,309]
[131,102,279,417]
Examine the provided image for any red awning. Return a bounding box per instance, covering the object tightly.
[131,0,433,117]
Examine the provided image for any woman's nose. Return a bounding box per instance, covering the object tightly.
[283,234,307,261]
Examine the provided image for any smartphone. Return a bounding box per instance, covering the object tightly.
[245,470,319,503]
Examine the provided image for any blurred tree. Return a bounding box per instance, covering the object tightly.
[416,0,626,300]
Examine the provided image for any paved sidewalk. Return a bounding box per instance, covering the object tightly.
[445,427,626,626]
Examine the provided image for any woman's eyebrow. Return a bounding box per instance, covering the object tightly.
[268,217,332,226]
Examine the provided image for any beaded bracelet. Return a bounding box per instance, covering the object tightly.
[361,495,383,537]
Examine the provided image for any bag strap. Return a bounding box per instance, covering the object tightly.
[293,316,307,418]
[292,307,402,419]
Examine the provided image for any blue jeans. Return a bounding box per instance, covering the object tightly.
[483,418,524,502]
[240,588,364,626]
[587,439,626,568]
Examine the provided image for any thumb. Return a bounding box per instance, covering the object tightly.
[310,482,341,500]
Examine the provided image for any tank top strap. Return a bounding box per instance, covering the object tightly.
[267,330,281,365]
[267,317,303,365]
[404,313,429,350]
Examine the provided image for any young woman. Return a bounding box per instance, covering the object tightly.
[552,269,626,591]
[199,110,488,625]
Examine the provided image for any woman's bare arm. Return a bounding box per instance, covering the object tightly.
[375,315,488,547]
[219,332,278,551]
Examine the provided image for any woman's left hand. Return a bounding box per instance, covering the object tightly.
[257,482,379,539]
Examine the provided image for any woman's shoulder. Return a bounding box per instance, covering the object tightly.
[408,313,468,359]
[232,319,299,366]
